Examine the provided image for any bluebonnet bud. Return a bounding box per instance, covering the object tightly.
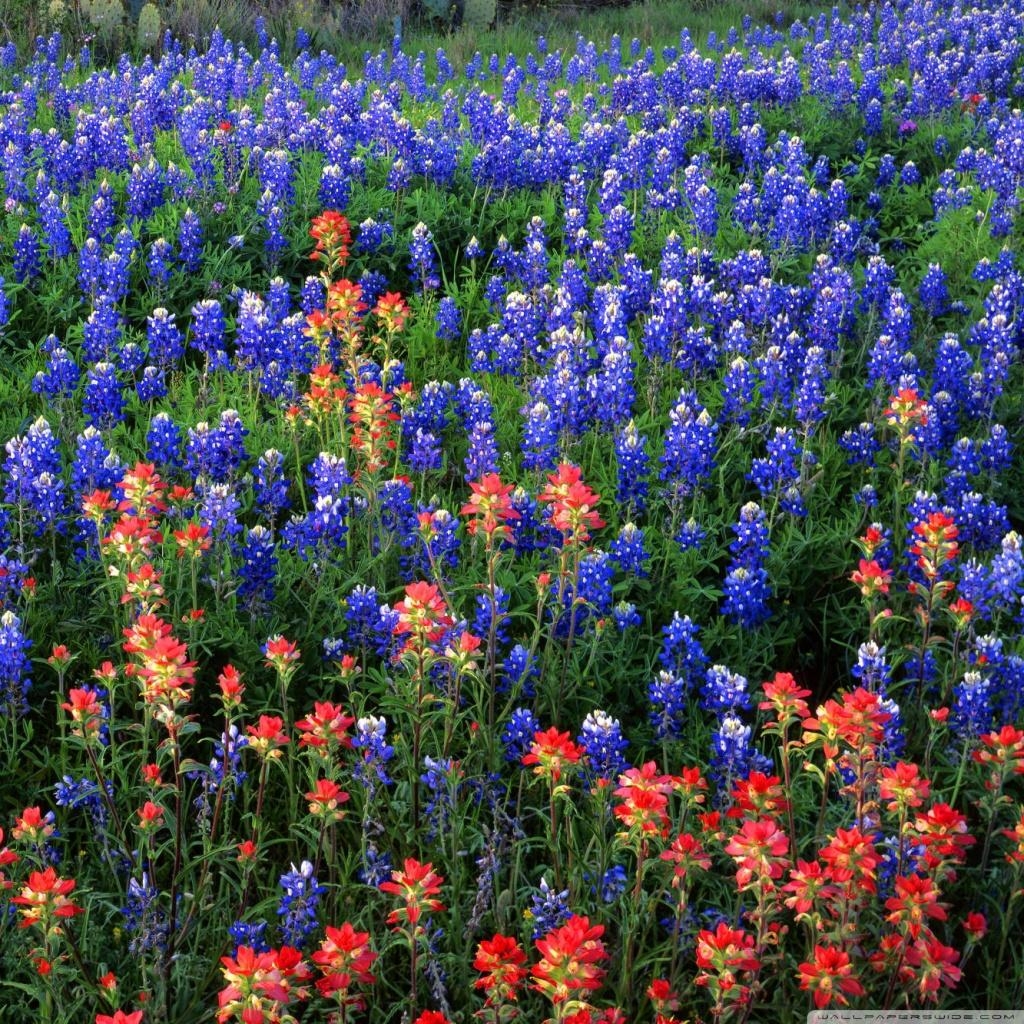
[0,610,32,716]
[277,861,325,949]
[578,709,630,786]
[83,363,126,430]
[408,221,440,292]
[502,707,540,762]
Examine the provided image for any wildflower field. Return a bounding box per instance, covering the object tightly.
[1,0,1024,1021]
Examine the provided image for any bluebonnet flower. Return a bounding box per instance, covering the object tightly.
[701,665,752,716]
[502,707,540,762]
[237,526,277,612]
[54,776,110,829]
[146,413,183,470]
[32,343,80,402]
[611,522,648,576]
[0,555,30,608]
[13,224,40,282]
[919,263,949,317]
[178,208,203,273]
[708,713,771,795]
[200,483,243,547]
[147,308,185,369]
[527,877,571,939]
[39,190,72,259]
[83,363,125,430]
[147,238,174,286]
[353,715,395,791]
[597,865,628,903]
[136,366,167,403]
[578,709,631,786]
[359,844,393,887]
[951,671,993,744]
[436,297,461,341]
[675,518,707,552]
[277,860,325,948]
[520,401,559,472]
[500,645,537,698]
[721,502,772,628]
[613,601,641,631]
[420,756,458,839]
[464,419,499,482]
[408,429,443,473]
[229,919,269,955]
[660,390,717,495]
[190,299,229,372]
[253,449,291,520]
[408,221,440,292]
[122,874,169,955]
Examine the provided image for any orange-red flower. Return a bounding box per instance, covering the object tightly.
[538,464,604,543]
[295,701,355,753]
[246,715,290,759]
[885,873,947,939]
[11,866,83,935]
[312,922,377,1008]
[61,686,105,741]
[660,832,712,887]
[379,858,445,929]
[531,915,608,1006]
[879,761,931,815]
[851,558,892,598]
[819,826,880,893]
[393,581,453,648]
[460,473,520,543]
[96,1012,144,1024]
[473,932,528,1006]
[309,210,352,273]
[373,291,410,333]
[797,944,865,1009]
[217,945,311,1023]
[694,922,759,991]
[612,762,675,841]
[724,816,790,889]
[304,779,350,821]
[522,727,585,786]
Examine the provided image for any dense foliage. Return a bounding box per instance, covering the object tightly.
[0,1,1023,1022]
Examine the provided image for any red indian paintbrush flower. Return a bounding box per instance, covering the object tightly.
[95,1012,145,1024]
[724,816,790,889]
[797,944,865,1009]
[312,922,377,1008]
[694,922,759,990]
[851,558,892,598]
[612,762,675,841]
[217,945,311,1023]
[473,932,528,1006]
[61,686,105,741]
[309,210,352,273]
[660,832,712,887]
[295,701,355,753]
[885,874,947,940]
[819,826,881,892]
[522,728,585,786]
[393,581,454,647]
[531,915,608,1007]
[373,291,410,333]
[11,866,83,935]
[246,715,290,759]
[379,858,445,929]
[460,473,520,543]
[304,779,349,821]
[879,761,931,815]
[538,463,604,543]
